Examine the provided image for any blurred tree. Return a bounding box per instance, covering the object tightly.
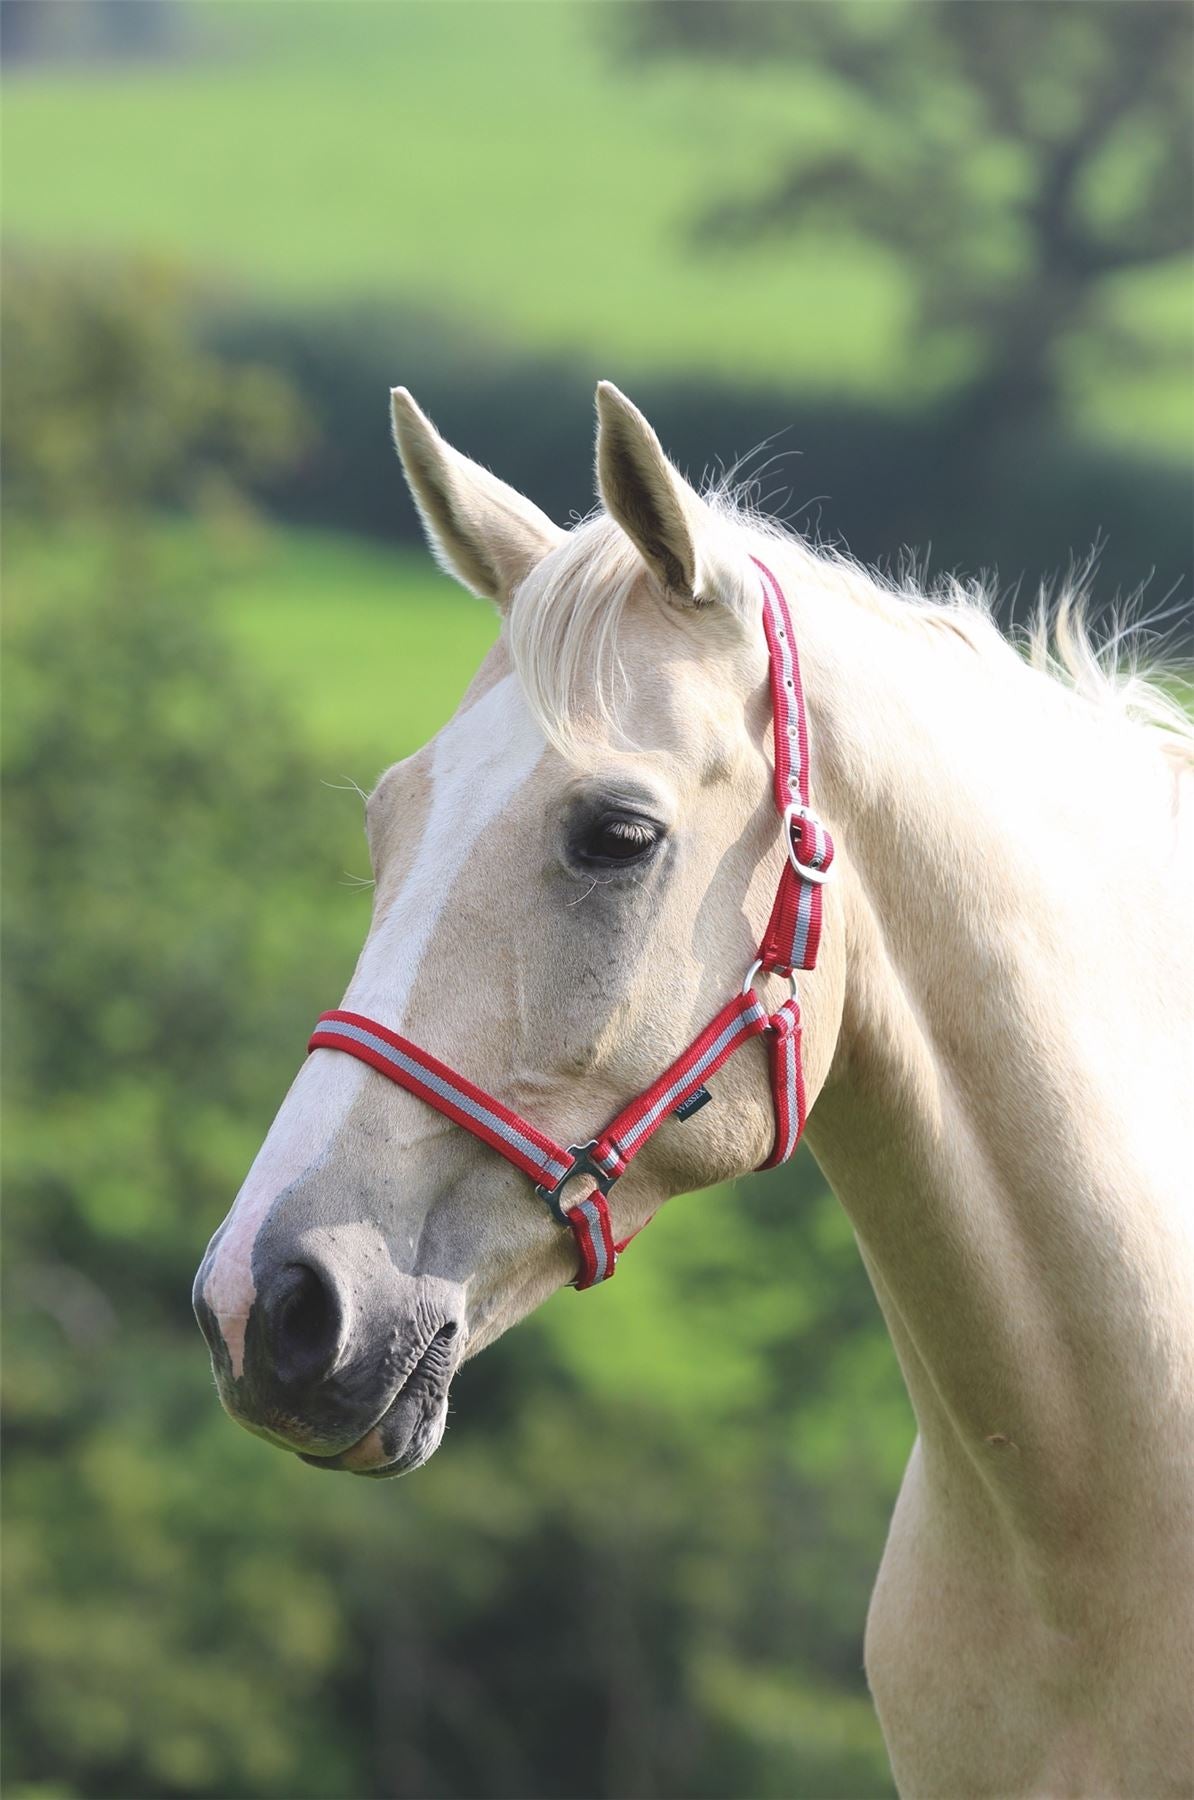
[0,0,188,68]
[2,261,361,1793]
[2,256,330,1314]
[2,254,305,525]
[629,0,1193,436]
[3,544,353,1310]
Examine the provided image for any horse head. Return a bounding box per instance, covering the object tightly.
[193,385,845,1475]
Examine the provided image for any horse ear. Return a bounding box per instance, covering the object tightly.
[595,381,753,614]
[391,388,564,607]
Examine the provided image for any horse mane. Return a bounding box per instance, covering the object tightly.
[1020,588,1194,771]
[508,489,1194,771]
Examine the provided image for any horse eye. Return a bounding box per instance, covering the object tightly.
[575,814,660,867]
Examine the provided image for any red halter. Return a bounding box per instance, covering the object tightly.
[309,559,834,1289]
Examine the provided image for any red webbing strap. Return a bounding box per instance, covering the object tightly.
[309,1011,619,1289]
[308,994,776,1291]
[593,991,770,1178]
[758,816,834,976]
[758,996,805,1169]
[309,1011,574,1187]
[571,1192,617,1289]
[755,555,809,814]
[569,993,772,1284]
[751,557,835,977]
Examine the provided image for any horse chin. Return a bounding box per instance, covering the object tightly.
[297,1328,458,1479]
[300,1386,450,1479]
[349,1390,451,1479]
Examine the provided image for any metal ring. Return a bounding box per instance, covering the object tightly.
[742,958,799,1004]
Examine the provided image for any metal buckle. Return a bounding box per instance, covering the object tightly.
[535,1140,617,1227]
[782,802,830,885]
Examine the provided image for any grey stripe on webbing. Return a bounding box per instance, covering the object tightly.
[617,1009,760,1153]
[765,583,803,792]
[573,1195,609,1282]
[315,1020,571,1183]
[790,879,815,966]
[781,1039,800,1161]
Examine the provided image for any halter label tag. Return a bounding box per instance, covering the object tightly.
[674,1086,712,1123]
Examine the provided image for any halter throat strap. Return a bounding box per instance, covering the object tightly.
[308,558,833,1289]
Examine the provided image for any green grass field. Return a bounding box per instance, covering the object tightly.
[4,0,1190,452]
[4,518,492,780]
[217,528,497,780]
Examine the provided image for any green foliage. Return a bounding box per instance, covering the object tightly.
[3,534,349,1304]
[1,261,362,1794]
[2,253,306,522]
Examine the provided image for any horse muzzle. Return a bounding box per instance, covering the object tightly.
[192,1223,466,1474]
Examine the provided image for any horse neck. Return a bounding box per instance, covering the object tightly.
[770,544,1194,1562]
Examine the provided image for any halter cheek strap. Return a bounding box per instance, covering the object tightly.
[308,558,833,1290]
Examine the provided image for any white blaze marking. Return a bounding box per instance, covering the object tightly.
[204,675,544,1373]
[343,675,545,1021]
[203,1052,368,1376]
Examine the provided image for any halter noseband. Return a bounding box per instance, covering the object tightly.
[308,559,834,1290]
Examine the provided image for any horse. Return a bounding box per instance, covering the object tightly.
[194,383,1194,1796]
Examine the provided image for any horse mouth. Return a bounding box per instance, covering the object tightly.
[298,1323,458,1479]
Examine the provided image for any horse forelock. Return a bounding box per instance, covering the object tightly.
[507,512,644,760]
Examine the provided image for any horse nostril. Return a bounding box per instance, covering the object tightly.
[263,1262,343,1388]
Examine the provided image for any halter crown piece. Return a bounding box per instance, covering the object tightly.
[309,559,834,1289]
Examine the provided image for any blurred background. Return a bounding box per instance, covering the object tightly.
[3,4,1190,1797]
